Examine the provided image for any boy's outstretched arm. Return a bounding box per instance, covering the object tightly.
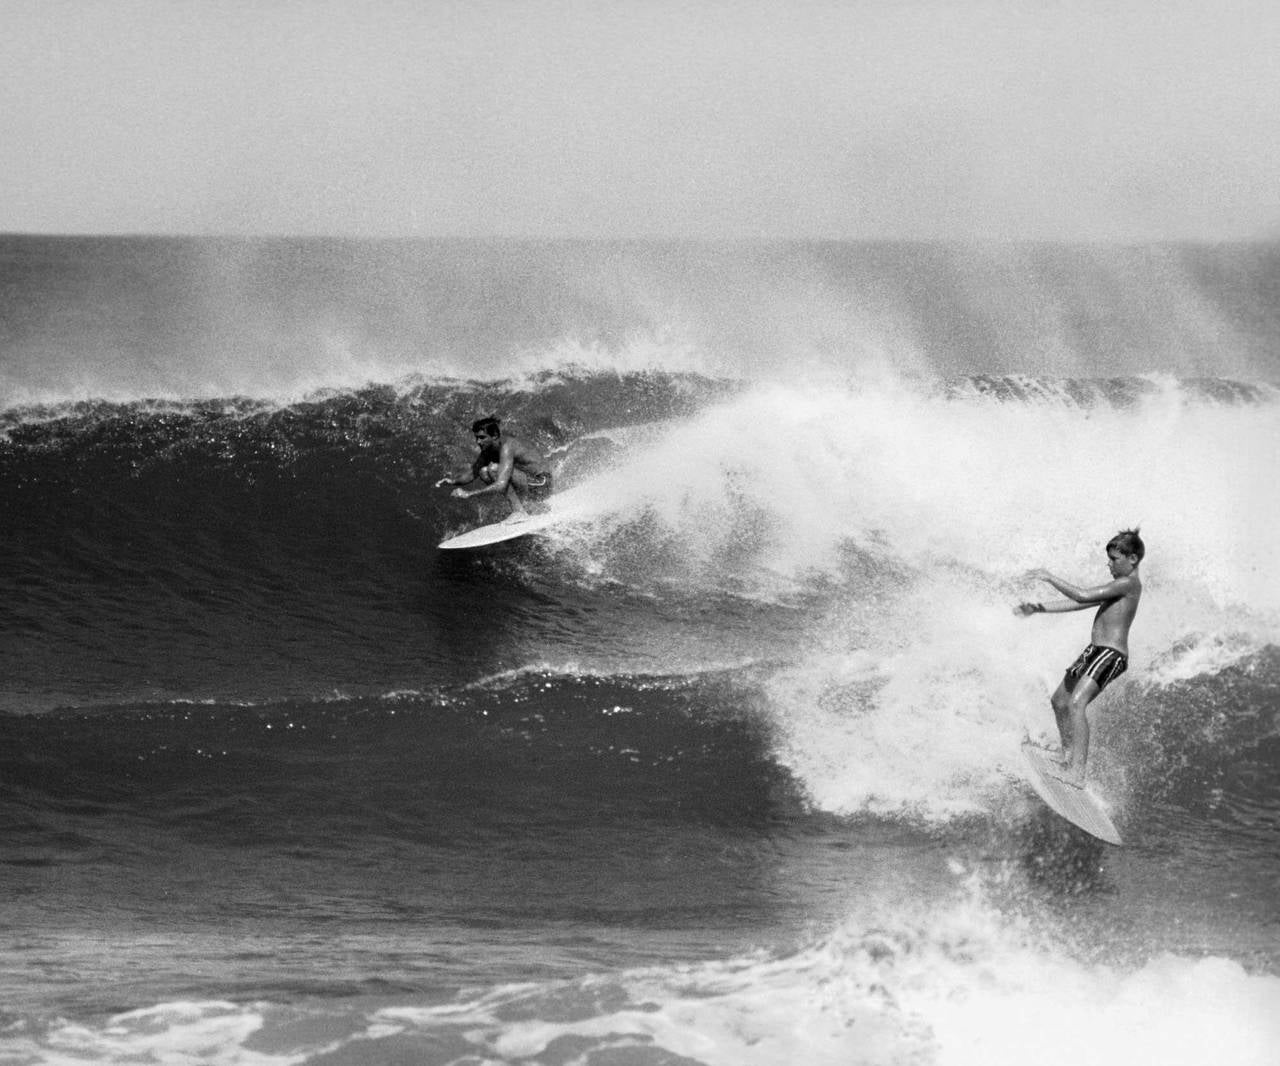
[1027,569,1133,605]
[436,455,484,489]
[1014,598,1091,616]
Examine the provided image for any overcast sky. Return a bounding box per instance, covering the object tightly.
[3,0,1278,240]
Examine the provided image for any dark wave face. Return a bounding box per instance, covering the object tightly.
[1,374,744,709]
[0,679,772,1016]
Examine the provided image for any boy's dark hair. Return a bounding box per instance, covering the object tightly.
[471,417,501,436]
[1107,528,1145,561]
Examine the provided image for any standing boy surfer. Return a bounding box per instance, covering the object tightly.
[1015,530,1144,788]
[435,417,553,522]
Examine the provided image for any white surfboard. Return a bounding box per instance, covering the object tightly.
[438,510,571,550]
[437,484,599,551]
[1021,741,1123,846]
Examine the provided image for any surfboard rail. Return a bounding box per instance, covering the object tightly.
[1021,741,1123,846]
[437,511,568,550]
[437,483,602,550]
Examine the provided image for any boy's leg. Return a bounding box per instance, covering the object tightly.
[502,469,532,518]
[1054,677,1100,787]
[1049,681,1073,754]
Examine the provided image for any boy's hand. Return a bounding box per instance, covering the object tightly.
[1014,602,1042,616]
[450,487,470,499]
[1025,568,1052,582]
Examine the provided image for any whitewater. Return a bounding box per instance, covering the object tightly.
[1,235,1277,1065]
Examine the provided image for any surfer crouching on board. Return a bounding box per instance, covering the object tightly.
[1014,529,1144,789]
[435,417,553,523]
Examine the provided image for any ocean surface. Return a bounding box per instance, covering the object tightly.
[1,235,1278,1065]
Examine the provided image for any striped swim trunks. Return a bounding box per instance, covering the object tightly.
[1064,644,1128,693]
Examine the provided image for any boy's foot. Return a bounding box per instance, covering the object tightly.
[501,511,531,525]
[1045,763,1086,789]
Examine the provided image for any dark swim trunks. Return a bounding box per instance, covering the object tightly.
[1064,644,1128,693]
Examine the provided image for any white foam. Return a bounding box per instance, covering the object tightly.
[361,899,1280,1066]
[30,1001,287,1065]
[553,377,1279,617]
[20,899,1280,1066]
[536,377,1277,817]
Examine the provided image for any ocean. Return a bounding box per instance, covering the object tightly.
[1,235,1277,1065]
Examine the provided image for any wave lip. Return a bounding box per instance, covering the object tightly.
[946,373,1279,408]
[4,370,1277,428]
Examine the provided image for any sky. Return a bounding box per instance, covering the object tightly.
[3,0,1279,240]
